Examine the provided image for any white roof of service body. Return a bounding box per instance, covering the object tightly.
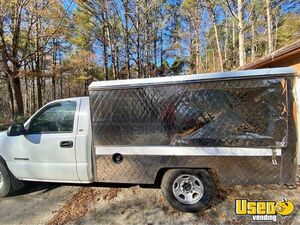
[89,67,295,90]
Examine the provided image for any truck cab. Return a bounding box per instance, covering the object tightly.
[0,97,93,186]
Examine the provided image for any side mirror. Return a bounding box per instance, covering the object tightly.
[7,124,26,136]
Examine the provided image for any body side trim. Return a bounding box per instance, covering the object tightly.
[95,146,281,156]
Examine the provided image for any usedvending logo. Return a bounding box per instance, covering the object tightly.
[235,198,295,222]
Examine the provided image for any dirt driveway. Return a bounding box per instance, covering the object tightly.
[0,183,81,225]
[0,177,299,225]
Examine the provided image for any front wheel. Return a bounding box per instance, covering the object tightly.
[161,169,215,212]
[0,162,12,197]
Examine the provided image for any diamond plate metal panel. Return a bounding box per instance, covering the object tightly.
[90,78,288,147]
[95,155,281,185]
[282,78,298,184]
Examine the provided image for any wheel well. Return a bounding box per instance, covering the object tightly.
[154,167,219,187]
[0,155,24,191]
[154,168,169,187]
[0,155,7,167]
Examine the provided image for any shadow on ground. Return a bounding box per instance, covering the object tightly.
[9,181,142,198]
[9,182,61,197]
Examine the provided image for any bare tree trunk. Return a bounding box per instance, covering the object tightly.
[205,44,208,71]
[106,27,116,80]
[12,76,24,116]
[36,77,42,108]
[52,39,57,100]
[137,34,141,78]
[144,0,150,78]
[35,8,42,109]
[84,80,88,96]
[10,3,24,116]
[60,75,63,98]
[24,77,29,115]
[136,0,141,78]
[266,0,273,53]
[232,20,236,49]
[160,29,163,66]
[116,46,120,79]
[60,58,63,99]
[32,78,36,113]
[212,48,216,72]
[124,0,131,79]
[238,0,245,67]
[195,3,202,73]
[232,20,236,67]
[251,2,256,61]
[6,78,14,119]
[195,28,202,73]
[111,51,117,80]
[213,23,224,72]
[102,26,109,80]
[188,25,195,73]
[154,34,157,69]
[207,1,223,72]
[42,54,46,105]
[52,78,56,100]
[274,16,279,50]
[224,15,228,63]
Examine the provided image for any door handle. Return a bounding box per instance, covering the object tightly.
[60,141,73,148]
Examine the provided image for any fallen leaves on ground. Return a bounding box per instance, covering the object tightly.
[47,188,95,225]
[102,188,120,201]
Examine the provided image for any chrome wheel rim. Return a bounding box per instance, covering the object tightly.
[0,171,3,190]
[172,174,204,205]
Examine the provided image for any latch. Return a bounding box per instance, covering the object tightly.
[272,148,277,165]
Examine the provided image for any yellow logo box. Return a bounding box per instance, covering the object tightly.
[235,199,295,216]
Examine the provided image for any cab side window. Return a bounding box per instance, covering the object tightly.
[28,101,76,134]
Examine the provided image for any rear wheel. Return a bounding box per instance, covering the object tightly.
[0,162,12,197]
[161,169,215,212]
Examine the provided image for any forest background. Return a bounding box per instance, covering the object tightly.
[0,0,299,125]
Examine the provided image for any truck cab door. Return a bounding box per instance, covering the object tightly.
[6,99,80,182]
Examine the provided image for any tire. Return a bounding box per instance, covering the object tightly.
[161,169,215,212]
[0,162,12,197]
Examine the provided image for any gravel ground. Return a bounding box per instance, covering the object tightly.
[0,183,81,225]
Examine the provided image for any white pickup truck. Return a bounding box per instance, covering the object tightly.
[0,68,297,212]
[0,97,93,184]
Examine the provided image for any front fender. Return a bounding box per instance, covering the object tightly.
[0,154,25,191]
